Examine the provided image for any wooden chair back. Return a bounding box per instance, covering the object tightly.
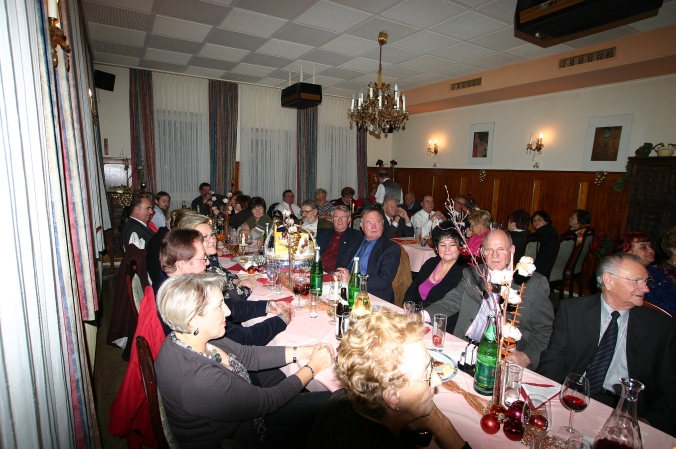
[136,336,172,449]
[642,300,675,319]
[548,232,577,282]
[392,244,412,308]
[573,227,595,275]
[522,233,542,261]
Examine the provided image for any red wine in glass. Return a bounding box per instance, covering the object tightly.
[561,395,589,412]
[293,285,305,295]
[301,283,310,296]
[559,373,590,437]
[592,439,633,449]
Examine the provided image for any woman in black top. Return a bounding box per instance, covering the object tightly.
[228,194,253,229]
[531,210,558,277]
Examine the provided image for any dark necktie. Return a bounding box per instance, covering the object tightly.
[349,239,370,270]
[586,311,620,394]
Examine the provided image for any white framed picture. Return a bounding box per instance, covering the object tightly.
[467,122,495,167]
[582,114,633,171]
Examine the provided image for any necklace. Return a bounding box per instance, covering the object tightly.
[170,332,222,363]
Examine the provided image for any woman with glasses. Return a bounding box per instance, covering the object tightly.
[155,273,334,449]
[307,309,471,449]
[615,231,676,316]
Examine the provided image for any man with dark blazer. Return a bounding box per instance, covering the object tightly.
[335,207,401,303]
[121,194,156,250]
[537,253,676,435]
[400,192,422,216]
[316,205,362,273]
[382,198,413,239]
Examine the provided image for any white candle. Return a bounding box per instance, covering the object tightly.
[395,95,399,109]
[350,94,355,111]
[394,84,398,95]
[47,0,58,18]
[241,234,245,245]
[369,87,373,99]
[539,133,543,145]
[378,90,382,109]
[402,95,406,112]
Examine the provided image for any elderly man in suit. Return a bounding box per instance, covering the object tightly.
[425,229,554,369]
[316,206,362,274]
[537,252,676,434]
[334,207,401,303]
[382,198,413,239]
[121,194,155,250]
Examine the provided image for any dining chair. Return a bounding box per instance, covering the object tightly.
[548,232,577,296]
[391,244,412,308]
[521,233,542,261]
[642,300,675,319]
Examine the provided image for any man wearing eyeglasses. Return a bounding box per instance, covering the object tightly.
[537,252,676,435]
[316,206,362,273]
[425,229,554,369]
[299,200,333,236]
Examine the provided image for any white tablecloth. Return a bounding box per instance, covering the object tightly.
[395,238,437,272]
[219,256,676,449]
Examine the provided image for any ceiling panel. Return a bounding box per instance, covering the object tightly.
[476,0,517,20]
[469,27,526,51]
[234,0,316,20]
[190,56,238,70]
[431,11,508,40]
[564,26,638,48]
[91,40,144,58]
[198,43,249,61]
[88,23,147,46]
[331,0,403,14]
[295,1,371,33]
[347,17,418,42]
[282,59,332,74]
[405,72,449,84]
[220,72,263,83]
[334,80,367,91]
[453,0,494,8]
[94,52,141,66]
[300,49,353,66]
[230,62,277,77]
[257,77,288,87]
[206,28,267,50]
[82,2,151,31]
[465,52,524,70]
[338,57,384,72]
[256,39,313,58]
[184,66,226,77]
[432,42,494,62]
[152,15,213,42]
[321,35,379,56]
[89,0,154,13]
[372,64,422,79]
[154,0,229,26]
[361,46,421,64]
[219,8,288,37]
[381,0,466,28]
[504,44,574,60]
[147,34,204,54]
[310,74,344,87]
[433,63,483,78]
[241,53,294,68]
[323,86,356,97]
[391,31,459,54]
[145,47,193,65]
[141,60,188,72]
[274,23,339,46]
[399,54,454,71]
[320,67,364,80]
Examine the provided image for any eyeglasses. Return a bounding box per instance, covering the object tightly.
[333,216,349,221]
[201,233,217,240]
[609,274,653,286]
[482,247,510,255]
[300,209,314,214]
[410,356,436,387]
[186,256,209,264]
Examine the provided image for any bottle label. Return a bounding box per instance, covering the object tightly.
[310,274,322,293]
[474,358,497,388]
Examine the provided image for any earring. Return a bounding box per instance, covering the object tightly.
[193,328,199,336]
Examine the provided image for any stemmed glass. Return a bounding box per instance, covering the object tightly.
[300,258,311,293]
[521,394,551,449]
[292,274,305,310]
[559,373,590,437]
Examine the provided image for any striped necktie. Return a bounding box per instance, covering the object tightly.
[586,311,620,394]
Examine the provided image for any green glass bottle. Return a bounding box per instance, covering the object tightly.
[310,246,323,295]
[473,314,498,396]
[347,257,360,308]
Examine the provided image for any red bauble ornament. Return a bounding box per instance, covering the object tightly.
[432,335,442,346]
[480,414,500,434]
[528,414,549,430]
[503,419,524,441]
[506,402,524,421]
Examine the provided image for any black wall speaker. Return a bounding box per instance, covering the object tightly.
[94,70,116,92]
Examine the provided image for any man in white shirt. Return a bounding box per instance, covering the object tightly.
[374,172,403,205]
[121,194,155,250]
[151,191,170,229]
[274,189,300,218]
[410,195,445,238]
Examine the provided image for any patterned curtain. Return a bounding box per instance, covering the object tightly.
[297,106,318,203]
[357,128,368,199]
[129,69,156,192]
[209,80,238,192]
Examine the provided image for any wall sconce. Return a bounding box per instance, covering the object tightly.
[48,0,71,71]
[526,133,544,168]
[427,139,438,157]
[88,88,98,121]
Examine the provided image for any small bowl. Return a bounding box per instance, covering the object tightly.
[656,148,675,157]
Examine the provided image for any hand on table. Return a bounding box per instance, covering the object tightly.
[235,278,257,290]
[335,267,350,284]
[505,348,531,368]
[306,343,335,373]
[269,300,294,324]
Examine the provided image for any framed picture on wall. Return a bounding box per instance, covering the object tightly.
[467,122,495,167]
[582,114,633,171]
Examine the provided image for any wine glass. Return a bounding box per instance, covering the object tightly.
[292,274,305,310]
[521,394,552,449]
[559,373,590,437]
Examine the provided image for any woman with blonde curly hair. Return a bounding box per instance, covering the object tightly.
[465,210,492,257]
[307,309,471,449]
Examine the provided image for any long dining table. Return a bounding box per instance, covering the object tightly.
[220,256,676,449]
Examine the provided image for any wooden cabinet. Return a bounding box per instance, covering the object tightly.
[625,157,676,249]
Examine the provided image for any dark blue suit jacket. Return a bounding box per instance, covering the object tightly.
[341,236,401,303]
[316,227,363,270]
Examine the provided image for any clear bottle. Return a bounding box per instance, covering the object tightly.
[347,257,360,308]
[310,247,323,296]
[352,274,371,318]
[592,378,644,449]
[335,288,351,340]
[473,314,498,396]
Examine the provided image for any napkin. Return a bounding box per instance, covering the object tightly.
[256,277,269,285]
[277,296,293,303]
[521,382,559,406]
[221,253,235,259]
[323,273,332,282]
[229,263,245,272]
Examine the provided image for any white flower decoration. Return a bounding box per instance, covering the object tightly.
[515,257,536,276]
[212,206,220,213]
[226,192,233,198]
[503,323,522,341]
[489,269,513,285]
[501,286,522,305]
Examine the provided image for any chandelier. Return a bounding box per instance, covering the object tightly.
[347,32,409,137]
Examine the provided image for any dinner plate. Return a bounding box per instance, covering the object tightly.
[430,351,458,381]
[231,256,252,264]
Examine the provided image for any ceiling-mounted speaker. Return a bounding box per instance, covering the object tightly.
[95,70,116,91]
[514,0,663,48]
[281,82,322,109]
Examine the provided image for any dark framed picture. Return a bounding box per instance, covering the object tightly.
[467,122,494,167]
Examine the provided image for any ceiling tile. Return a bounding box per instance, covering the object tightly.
[152,15,213,42]
[301,49,353,66]
[361,46,421,64]
[321,35,379,56]
[504,44,573,60]
[470,27,525,51]
[347,18,419,43]
[82,2,151,31]
[332,0,402,14]
[432,63,483,78]
[219,8,288,37]
[394,80,423,91]
[322,86,353,97]
[257,39,313,59]
[476,0,517,21]
[282,60,332,74]
[313,74,351,87]
[154,0,229,26]
[145,47,193,65]
[564,26,638,48]
[190,56,238,70]
[319,67,364,80]
[629,2,676,32]
[465,52,523,69]
[141,60,187,72]
[198,43,249,61]
[431,11,508,40]
[220,72,263,83]
[351,73,383,83]
[274,23,339,46]
[231,63,276,77]
[334,80,366,91]
[91,40,144,58]
[87,0,154,13]
[88,23,146,46]
[257,77,287,87]
[452,0,494,8]
[147,34,204,54]
[241,53,294,68]
[432,42,494,62]
[381,0,466,28]
[184,66,226,78]
[295,1,371,33]
[204,0,233,5]
[206,28,267,51]
[338,57,384,72]
[391,31,460,54]
[94,52,141,66]
[235,0,317,20]
[375,64,423,79]
[399,54,454,71]
[405,72,448,84]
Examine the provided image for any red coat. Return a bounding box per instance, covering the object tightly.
[109,286,166,448]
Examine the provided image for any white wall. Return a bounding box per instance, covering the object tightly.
[391,74,676,171]
[95,65,131,158]
[366,133,393,165]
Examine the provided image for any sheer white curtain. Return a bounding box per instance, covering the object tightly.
[153,73,210,208]
[239,85,297,208]
[317,96,357,200]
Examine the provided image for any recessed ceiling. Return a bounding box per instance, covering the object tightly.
[85,0,676,96]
